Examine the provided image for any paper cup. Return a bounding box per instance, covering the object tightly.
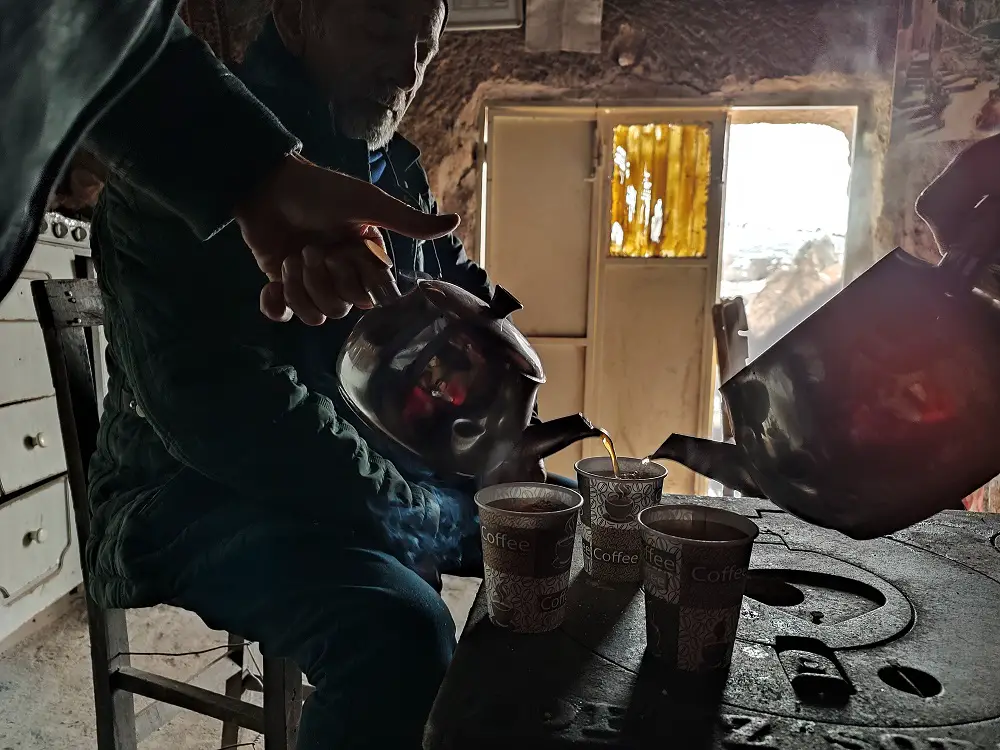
[576,457,667,582]
[638,504,758,680]
[475,483,583,633]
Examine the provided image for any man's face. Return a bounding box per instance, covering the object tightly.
[300,0,445,149]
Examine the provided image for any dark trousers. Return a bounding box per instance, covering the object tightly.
[172,531,454,750]
[167,473,578,750]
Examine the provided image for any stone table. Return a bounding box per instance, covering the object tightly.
[423,495,1000,749]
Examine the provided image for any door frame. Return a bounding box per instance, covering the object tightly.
[479,103,730,484]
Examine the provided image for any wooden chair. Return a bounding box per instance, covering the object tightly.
[711,297,750,497]
[32,279,307,750]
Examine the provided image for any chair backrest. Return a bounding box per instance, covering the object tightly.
[711,297,749,498]
[711,296,749,388]
[31,279,104,551]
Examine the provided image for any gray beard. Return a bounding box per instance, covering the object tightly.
[331,103,396,150]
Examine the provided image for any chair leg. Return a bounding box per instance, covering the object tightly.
[220,633,247,748]
[263,657,303,750]
[89,605,138,750]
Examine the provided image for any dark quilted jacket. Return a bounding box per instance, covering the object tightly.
[86,19,492,608]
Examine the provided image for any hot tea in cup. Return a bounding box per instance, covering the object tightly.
[638,504,758,683]
[475,483,583,633]
[576,456,667,582]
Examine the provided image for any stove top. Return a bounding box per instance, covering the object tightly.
[425,498,1000,749]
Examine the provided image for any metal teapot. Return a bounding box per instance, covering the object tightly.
[336,278,602,481]
[652,199,1000,540]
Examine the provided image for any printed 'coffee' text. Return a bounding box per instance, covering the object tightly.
[482,528,530,552]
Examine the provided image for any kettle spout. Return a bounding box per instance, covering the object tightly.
[651,434,764,497]
[518,413,604,464]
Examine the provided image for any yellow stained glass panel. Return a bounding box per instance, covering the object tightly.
[608,123,712,258]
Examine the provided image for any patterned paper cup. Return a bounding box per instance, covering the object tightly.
[576,457,668,582]
[475,483,584,634]
[638,504,758,681]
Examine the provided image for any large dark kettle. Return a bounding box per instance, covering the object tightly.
[652,199,1000,539]
[336,278,602,480]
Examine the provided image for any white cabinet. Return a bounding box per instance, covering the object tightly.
[0,216,94,647]
[0,478,80,628]
[0,398,67,495]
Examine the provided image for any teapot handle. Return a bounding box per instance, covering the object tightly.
[368,278,404,307]
[488,286,524,319]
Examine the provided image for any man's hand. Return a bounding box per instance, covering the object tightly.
[234,152,460,325]
[916,134,1000,255]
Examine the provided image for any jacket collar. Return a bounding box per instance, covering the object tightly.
[239,18,422,180]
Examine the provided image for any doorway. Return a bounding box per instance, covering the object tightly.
[708,111,855,492]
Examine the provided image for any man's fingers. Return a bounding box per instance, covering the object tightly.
[325,174,461,240]
[282,254,326,326]
[260,281,293,322]
[319,243,389,308]
[302,245,355,319]
[349,247,398,306]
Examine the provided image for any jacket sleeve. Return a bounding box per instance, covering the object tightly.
[97,186,470,569]
[86,15,301,241]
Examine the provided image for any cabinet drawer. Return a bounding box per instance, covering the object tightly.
[0,398,66,494]
[0,243,76,322]
[0,476,75,605]
[0,322,56,406]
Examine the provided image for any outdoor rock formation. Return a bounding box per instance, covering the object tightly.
[742,237,842,355]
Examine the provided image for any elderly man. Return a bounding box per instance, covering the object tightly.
[88,1,527,748]
[2,3,456,320]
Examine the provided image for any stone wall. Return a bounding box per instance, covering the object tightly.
[404,0,900,260]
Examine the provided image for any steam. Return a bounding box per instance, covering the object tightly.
[377,481,481,574]
[811,2,895,76]
[346,390,482,578]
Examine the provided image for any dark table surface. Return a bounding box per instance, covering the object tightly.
[422,495,1000,750]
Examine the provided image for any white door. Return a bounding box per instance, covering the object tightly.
[482,108,599,478]
[588,107,728,494]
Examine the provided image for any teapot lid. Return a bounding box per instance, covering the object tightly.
[417,279,545,383]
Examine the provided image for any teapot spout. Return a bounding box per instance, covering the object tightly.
[651,434,764,497]
[518,413,604,464]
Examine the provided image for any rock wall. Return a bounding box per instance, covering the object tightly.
[405,0,901,258]
[882,0,1000,512]
[884,0,1000,263]
[180,0,271,61]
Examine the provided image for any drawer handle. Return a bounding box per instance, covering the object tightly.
[23,528,48,546]
[25,433,48,449]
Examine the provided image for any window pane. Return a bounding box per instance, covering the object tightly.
[608,123,712,258]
